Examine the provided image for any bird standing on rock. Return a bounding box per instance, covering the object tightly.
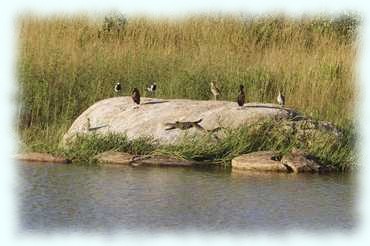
[114,82,122,95]
[210,81,221,100]
[147,81,157,97]
[237,85,245,108]
[277,90,285,107]
[131,88,141,108]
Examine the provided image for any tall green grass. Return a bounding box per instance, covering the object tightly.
[16,13,359,168]
[58,119,355,170]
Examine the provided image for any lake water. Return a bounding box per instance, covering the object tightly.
[18,162,356,234]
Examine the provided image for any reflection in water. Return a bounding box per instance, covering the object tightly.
[17,163,355,233]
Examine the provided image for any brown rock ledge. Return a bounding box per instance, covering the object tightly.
[231,151,289,172]
[95,151,205,167]
[14,152,71,164]
[95,151,135,165]
[232,150,332,173]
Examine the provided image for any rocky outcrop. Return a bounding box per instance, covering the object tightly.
[95,151,205,167]
[232,150,331,173]
[62,97,296,145]
[281,149,321,173]
[281,149,335,173]
[14,152,71,164]
[276,117,342,138]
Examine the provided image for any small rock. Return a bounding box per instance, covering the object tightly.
[14,152,71,164]
[232,151,289,172]
[133,155,201,167]
[281,149,321,173]
[318,165,336,173]
[95,151,135,165]
[96,151,203,167]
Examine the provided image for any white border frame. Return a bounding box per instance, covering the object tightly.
[1,1,369,245]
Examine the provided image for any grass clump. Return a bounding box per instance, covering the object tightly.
[62,133,157,165]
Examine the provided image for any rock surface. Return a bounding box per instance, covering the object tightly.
[130,155,202,167]
[232,151,289,172]
[95,151,205,167]
[95,151,135,165]
[281,149,322,173]
[232,150,330,173]
[14,152,71,164]
[62,97,294,145]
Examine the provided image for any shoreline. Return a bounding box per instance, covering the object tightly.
[14,149,344,174]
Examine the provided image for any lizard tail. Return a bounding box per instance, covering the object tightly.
[195,118,203,124]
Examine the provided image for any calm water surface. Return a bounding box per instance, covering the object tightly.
[18,162,356,233]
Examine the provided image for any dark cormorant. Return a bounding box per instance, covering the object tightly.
[132,88,141,106]
[237,85,245,107]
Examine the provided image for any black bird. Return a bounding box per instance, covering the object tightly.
[147,82,157,96]
[132,88,141,107]
[237,85,245,107]
[114,82,122,94]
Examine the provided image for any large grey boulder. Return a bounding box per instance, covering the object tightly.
[62,97,293,145]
